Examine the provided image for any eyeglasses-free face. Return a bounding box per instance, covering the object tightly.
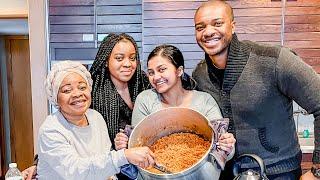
[194,3,235,57]
[58,73,91,122]
[147,55,183,94]
[107,40,138,84]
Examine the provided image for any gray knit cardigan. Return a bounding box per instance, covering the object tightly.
[192,34,320,175]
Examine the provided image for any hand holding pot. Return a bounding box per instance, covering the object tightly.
[115,132,129,150]
[218,132,236,155]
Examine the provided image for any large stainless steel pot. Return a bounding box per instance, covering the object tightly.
[128,107,220,180]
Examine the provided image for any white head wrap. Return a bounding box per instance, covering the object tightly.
[45,60,93,108]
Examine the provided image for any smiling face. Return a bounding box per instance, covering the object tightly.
[57,73,91,120]
[194,2,235,57]
[147,55,182,94]
[107,39,137,84]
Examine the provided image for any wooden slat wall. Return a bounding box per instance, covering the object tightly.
[49,0,319,73]
[49,0,95,61]
[143,0,282,74]
[97,0,143,57]
[49,0,142,62]
[143,0,204,73]
[284,0,320,73]
[230,1,282,45]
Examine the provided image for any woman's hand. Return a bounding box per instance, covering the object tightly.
[124,147,155,169]
[22,165,37,180]
[114,132,128,150]
[218,132,236,155]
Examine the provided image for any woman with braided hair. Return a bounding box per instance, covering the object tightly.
[90,33,150,180]
[90,33,149,150]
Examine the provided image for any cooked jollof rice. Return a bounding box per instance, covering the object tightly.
[146,132,210,174]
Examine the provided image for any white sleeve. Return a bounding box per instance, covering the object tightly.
[38,129,128,180]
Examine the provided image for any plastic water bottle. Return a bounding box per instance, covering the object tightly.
[5,163,23,180]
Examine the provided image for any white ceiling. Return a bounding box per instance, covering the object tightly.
[0,18,28,35]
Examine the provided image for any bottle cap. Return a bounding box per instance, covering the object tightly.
[303,129,310,138]
[9,163,17,168]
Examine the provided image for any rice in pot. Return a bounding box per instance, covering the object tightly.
[145,132,210,174]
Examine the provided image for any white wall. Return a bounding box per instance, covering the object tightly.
[28,0,48,153]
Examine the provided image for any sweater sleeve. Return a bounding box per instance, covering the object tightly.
[276,47,320,163]
[38,128,128,179]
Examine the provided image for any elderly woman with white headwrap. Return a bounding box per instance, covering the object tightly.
[37,61,155,180]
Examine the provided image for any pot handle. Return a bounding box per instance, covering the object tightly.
[121,124,135,137]
[232,154,266,178]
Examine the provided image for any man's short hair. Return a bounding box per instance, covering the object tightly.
[195,0,234,21]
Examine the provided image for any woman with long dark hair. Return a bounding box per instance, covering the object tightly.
[90,33,150,180]
[115,44,236,179]
[90,33,149,149]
